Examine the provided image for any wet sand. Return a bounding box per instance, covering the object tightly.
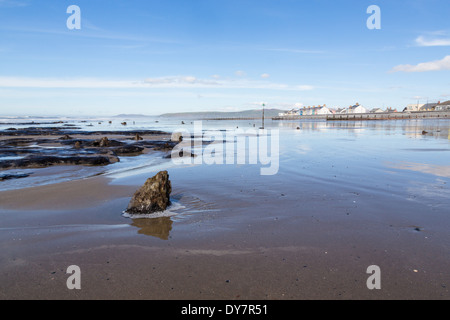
[1,163,449,300]
[1,119,449,300]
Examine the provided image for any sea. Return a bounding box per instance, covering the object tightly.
[1,115,449,195]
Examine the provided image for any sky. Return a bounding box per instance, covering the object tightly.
[0,0,450,116]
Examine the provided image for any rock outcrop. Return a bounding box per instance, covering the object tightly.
[0,154,118,169]
[0,127,174,170]
[126,171,172,214]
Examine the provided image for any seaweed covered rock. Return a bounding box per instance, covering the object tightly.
[126,171,172,214]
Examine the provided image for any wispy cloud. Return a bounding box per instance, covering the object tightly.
[142,76,315,91]
[142,76,314,91]
[264,48,325,54]
[0,77,140,89]
[390,55,450,73]
[415,35,450,47]
[0,75,315,91]
[0,25,180,45]
[0,0,29,7]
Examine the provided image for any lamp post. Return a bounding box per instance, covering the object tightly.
[261,103,265,129]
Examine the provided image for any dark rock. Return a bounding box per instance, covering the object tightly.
[0,128,173,170]
[59,134,73,140]
[145,140,178,151]
[112,144,144,155]
[164,151,196,159]
[0,155,116,169]
[90,138,123,148]
[90,137,123,148]
[99,137,109,147]
[126,171,172,214]
[0,173,30,181]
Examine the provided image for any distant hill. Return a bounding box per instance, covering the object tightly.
[112,114,154,118]
[159,109,287,119]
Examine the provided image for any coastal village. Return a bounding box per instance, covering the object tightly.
[278,100,450,117]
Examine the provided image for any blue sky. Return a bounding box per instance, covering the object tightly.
[0,0,450,116]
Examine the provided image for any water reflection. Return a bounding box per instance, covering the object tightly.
[386,161,450,178]
[130,217,173,240]
[273,119,450,140]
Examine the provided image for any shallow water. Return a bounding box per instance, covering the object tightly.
[1,117,449,299]
[96,118,450,241]
[1,117,449,194]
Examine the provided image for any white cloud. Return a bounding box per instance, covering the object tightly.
[260,73,270,79]
[143,76,219,86]
[235,70,246,77]
[0,76,315,92]
[415,35,450,47]
[390,55,450,73]
[297,85,315,91]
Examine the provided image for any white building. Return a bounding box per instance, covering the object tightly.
[404,103,424,112]
[347,103,368,114]
[316,106,332,115]
[435,101,450,111]
[300,105,328,115]
[278,108,300,116]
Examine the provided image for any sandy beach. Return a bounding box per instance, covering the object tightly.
[1,119,449,300]
[4,0,450,305]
